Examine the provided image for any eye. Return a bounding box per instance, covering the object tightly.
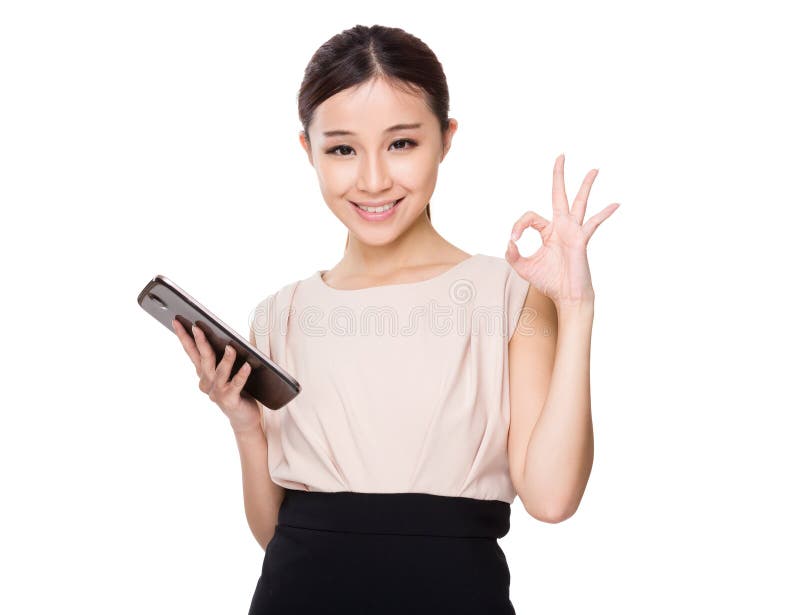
[325,139,418,157]
[389,138,417,151]
[326,144,355,156]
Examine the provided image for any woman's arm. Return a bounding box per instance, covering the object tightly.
[232,328,286,551]
[233,425,285,550]
[508,293,594,523]
[505,154,616,522]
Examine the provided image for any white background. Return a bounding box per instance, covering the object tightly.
[2,0,798,613]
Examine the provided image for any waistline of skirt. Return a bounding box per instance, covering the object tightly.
[277,489,511,539]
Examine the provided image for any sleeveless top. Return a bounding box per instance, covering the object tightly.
[249,253,531,504]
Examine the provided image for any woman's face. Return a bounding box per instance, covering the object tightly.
[300,76,457,247]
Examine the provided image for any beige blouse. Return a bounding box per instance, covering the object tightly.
[249,253,531,503]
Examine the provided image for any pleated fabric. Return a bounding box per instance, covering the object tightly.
[249,254,531,503]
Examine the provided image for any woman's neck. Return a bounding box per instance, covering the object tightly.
[334,217,467,281]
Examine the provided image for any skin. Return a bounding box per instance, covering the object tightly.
[298,75,472,289]
[505,156,620,522]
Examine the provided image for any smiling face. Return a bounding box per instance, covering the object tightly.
[300,76,457,247]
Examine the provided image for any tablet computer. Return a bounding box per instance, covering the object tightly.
[137,274,300,410]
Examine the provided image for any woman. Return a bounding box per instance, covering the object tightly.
[172,24,619,614]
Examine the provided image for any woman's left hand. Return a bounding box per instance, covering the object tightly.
[505,153,620,308]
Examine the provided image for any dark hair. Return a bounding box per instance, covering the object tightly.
[297,24,451,251]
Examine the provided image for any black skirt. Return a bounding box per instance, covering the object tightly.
[247,489,516,614]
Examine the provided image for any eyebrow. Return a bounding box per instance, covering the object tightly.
[322,123,423,138]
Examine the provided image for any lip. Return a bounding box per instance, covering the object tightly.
[350,197,404,221]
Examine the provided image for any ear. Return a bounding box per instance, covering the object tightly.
[299,131,314,166]
[441,118,458,161]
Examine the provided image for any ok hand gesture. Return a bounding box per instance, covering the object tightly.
[506,153,620,308]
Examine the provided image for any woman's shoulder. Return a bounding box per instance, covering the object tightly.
[250,278,305,322]
[466,252,526,282]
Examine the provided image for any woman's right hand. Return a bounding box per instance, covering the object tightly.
[171,319,261,434]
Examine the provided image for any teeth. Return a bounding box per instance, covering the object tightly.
[356,199,398,213]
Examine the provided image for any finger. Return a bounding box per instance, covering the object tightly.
[583,202,620,241]
[572,168,599,224]
[192,324,217,378]
[552,153,569,215]
[229,361,252,396]
[172,319,202,369]
[213,344,237,390]
[511,210,550,241]
[506,238,523,265]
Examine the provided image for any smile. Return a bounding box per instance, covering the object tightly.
[349,197,404,221]
[352,198,402,212]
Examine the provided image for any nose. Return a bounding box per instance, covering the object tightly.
[355,150,392,194]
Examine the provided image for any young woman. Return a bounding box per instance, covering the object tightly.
[172,24,618,614]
